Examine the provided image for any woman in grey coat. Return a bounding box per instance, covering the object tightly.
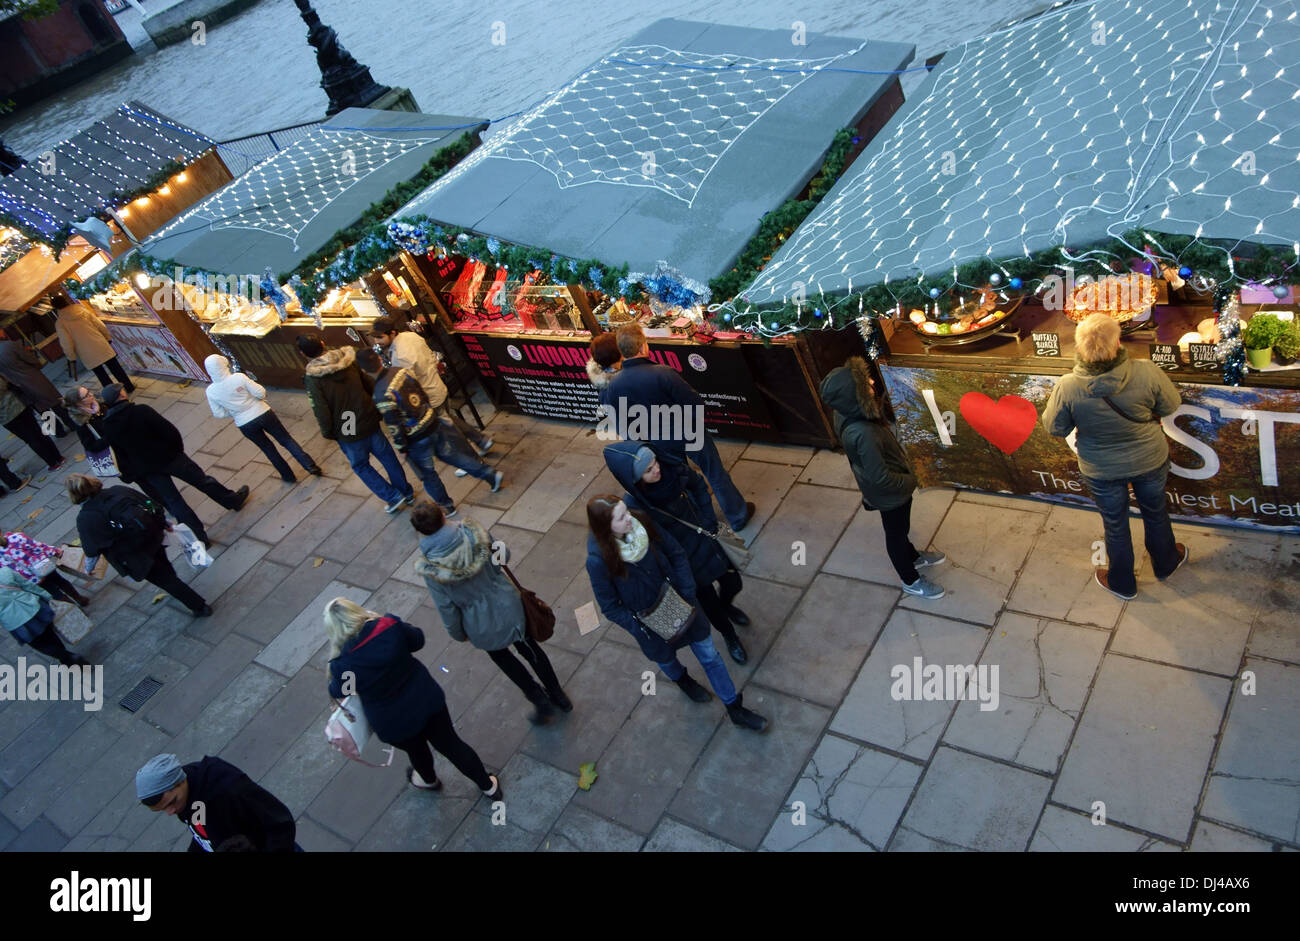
[412,503,571,723]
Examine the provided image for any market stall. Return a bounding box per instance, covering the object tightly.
[380,17,915,447]
[720,0,1300,531]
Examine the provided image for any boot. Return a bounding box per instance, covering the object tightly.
[726,693,768,732]
[674,672,712,703]
[721,630,747,665]
[726,605,750,627]
[524,685,556,725]
[546,685,573,713]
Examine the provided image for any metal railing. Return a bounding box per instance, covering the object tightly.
[215,119,326,176]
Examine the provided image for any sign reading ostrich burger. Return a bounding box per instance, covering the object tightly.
[880,366,1300,532]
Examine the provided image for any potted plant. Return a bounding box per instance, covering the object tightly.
[1273,319,1300,363]
[1242,313,1286,368]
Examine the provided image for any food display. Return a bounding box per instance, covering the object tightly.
[1065,272,1156,325]
[906,290,1018,344]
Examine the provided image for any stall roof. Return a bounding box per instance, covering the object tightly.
[741,0,1300,305]
[141,108,489,278]
[390,18,915,290]
[0,102,212,242]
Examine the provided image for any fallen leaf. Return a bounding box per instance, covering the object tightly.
[312,557,325,567]
[152,593,167,605]
[74,453,85,462]
[26,508,43,520]
[19,496,31,504]
[69,538,81,547]
[577,761,597,791]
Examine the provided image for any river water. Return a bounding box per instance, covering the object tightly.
[2,0,1053,156]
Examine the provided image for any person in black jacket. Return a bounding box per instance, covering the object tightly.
[97,384,248,548]
[67,474,211,616]
[324,597,502,797]
[136,753,298,852]
[585,494,766,731]
[604,440,749,663]
[819,357,946,600]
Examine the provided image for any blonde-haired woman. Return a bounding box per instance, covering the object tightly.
[324,597,501,797]
[1043,313,1188,600]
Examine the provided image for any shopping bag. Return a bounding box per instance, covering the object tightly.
[50,599,93,645]
[87,447,120,478]
[325,696,394,767]
[57,546,108,580]
[31,556,56,578]
[172,524,213,569]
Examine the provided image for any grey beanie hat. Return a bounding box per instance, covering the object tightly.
[631,446,656,480]
[136,753,185,801]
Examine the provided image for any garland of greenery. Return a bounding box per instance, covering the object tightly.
[0,211,64,259]
[106,158,188,208]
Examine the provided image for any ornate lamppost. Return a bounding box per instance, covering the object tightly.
[293,0,405,115]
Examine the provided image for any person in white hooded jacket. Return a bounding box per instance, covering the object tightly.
[204,355,321,483]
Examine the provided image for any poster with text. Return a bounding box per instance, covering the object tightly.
[104,323,208,381]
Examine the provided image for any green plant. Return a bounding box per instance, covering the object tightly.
[1241,313,1288,350]
[1272,319,1300,360]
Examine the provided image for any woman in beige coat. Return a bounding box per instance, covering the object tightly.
[51,294,135,393]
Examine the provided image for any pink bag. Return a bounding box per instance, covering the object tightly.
[324,696,394,767]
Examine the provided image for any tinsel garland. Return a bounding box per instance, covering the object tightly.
[1214,287,1245,386]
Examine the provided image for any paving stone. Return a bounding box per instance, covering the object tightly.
[205,468,292,545]
[822,489,954,586]
[461,432,558,512]
[7,816,69,851]
[258,712,344,819]
[355,785,479,852]
[498,450,607,533]
[0,806,15,851]
[306,757,406,843]
[1028,804,1181,851]
[187,557,291,642]
[542,804,644,852]
[670,688,829,849]
[413,625,498,725]
[294,815,354,852]
[831,608,990,758]
[313,498,398,564]
[741,441,815,467]
[755,574,898,708]
[129,810,193,852]
[558,466,624,526]
[1006,504,1129,629]
[245,473,341,544]
[944,612,1108,773]
[44,721,170,838]
[643,817,742,852]
[0,697,92,789]
[186,535,271,605]
[1189,820,1277,852]
[712,437,747,471]
[895,746,1051,851]
[744,483,859,586]
[199,420,246,457]
[463,752,576,836]
[363,579,431,623]
[1200,658,1300,845]
[762,735,923,852]
[0,717,119,829]
[954,489,1054,514]
[443,803,543,852]
[221,667,329,781]
[233,556,343,646]
[1248,542,1300,664]
[797,448,859,490]
[163,663,286,761]
[255,580,370,677]
[337,512,431,590]
[722,459,801,537]
[141,634,261,734]
[1055,654,1231,842]
[505,521,590,606]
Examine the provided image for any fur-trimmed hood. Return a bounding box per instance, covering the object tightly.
[819,356,883,422]
[414,518,492,583]
[305,346,356,378]
[586,357,619,389]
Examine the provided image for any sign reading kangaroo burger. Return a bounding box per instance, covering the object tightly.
[879,365,1300,531]
[463,334,780,441]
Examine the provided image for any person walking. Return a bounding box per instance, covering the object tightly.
[1043,313,1188,599]
[324,597,503,798]
[600,323,755,531]
[0,375,64,470]
[67,474,212,617]
[585,494,767,731]
[0,564,89,667]
[98,384,248,548]
[297,335,413,514]
[0,457,30,498]
[368,315,493,456]
[412,503,570,724]
[356,348,502,514]
[136,753,299,852]
[820,357,946,600]
[204,354,321,484]
[1,529,91,606]
[0,329,74,436]
[49,293,135,392]
[584,332,622,393]
[603,441,749,663]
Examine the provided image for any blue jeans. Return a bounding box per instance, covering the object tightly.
[1080,460,1180,596]
[656,635,737,705]
[429,418,494,481]
[338,430,411,504]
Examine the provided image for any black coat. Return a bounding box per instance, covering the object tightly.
[604,441,728,585]
[177,756,296,852]
[302,347,382,443]
[585,526,707,663]
[598,356,702,457]
[327,615,447,744]
[98,400,184,481]
[819,366,917,511]
[75,485,165,580]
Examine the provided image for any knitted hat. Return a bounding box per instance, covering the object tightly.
[136,753,185,801]
[101,383,125,406]
[632,446,656,480]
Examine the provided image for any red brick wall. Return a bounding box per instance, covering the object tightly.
[0,1,125,88]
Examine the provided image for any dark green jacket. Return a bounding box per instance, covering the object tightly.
[302,346,381,443]
[819,365,917,511]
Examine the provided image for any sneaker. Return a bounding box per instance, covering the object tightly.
[901,575,945,600]
[1156,543,1189,581]
[474,437,494,456]
[384,496,408,514]
[454,469,468,477]
[490,470,504,493]
[402,491,417,507]
[438,503,458,518]
[915,549,946,568]
[1094,569,1136,601]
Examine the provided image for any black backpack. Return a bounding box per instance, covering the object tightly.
[103,488,165,537]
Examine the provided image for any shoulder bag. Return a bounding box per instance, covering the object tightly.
[633,546,698,646]
[324,695,393,767]
[1102,396,1162,424]
[646,497,751,570]
[501,564,556,642]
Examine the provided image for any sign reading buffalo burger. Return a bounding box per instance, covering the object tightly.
[879,365,1300,532]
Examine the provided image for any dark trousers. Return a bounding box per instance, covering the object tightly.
[144,544,206,613]
[1080,460,1180,596]
[663,437,748,530]
[0,456,22,490]
[91,357,135,393]
[29,623,77,665]
[39,571,85,605]
[239,410,317,480]
[391,706,491,791]
[879,498,920,584]
[486,634,561,698]
[4,409,61,467]
[439,402,490,449]
[142,454,240,543]
[695,567,743,640]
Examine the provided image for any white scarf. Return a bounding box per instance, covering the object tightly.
[616,517,649,564]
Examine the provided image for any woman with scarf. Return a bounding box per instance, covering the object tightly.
[604,441,749,663]
[412,503,571,724]
[585,494,767,732]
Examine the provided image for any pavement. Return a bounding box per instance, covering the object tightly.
[0,363,1296,853]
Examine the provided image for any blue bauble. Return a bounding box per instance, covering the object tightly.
[723,313,732,323]
[1179,266,1193,278]
[814,308,823,318]
[1009,277,1023,289]
[929,287,941,299]
[1273,284,1291,299]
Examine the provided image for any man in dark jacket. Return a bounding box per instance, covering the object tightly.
[355,348,502,514]
[136,753,298,852]
[0,331,74,436]
[97,384,248,548]
[297,335,412,514]
[599,323,755,531]
[820,358,946,599]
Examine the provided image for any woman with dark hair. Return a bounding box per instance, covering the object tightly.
[585,494,766,731]
[819,357,946,599]
[584,332,622,392]
[603,441,749,663]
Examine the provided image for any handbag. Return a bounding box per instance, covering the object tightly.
[31,556,56,578]
[635,580,698,646]
[87,447,120,478]
[324,695,394,768]
[646,499,751,570]
[501,564,555,642]
[50,599,93,645]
